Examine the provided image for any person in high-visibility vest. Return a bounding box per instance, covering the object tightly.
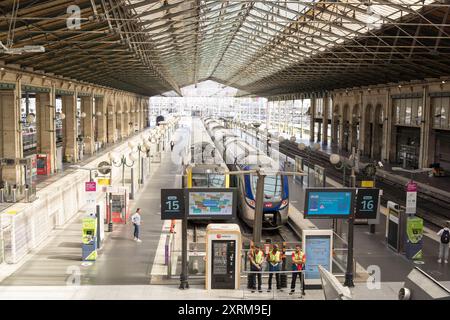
[267,244,282,291]
[290,244,306,295]
[248,244,264,293]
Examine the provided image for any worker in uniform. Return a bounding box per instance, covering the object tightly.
[290,244,306,295]
[248,244,264,293]
[267,244,282,292]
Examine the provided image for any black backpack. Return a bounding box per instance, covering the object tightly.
[441,230,450,244]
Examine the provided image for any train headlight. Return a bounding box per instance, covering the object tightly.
[281,199,288,208]
[247,199,255,207]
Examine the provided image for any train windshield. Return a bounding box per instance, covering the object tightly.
[252,175,282,199]
[192,173,226,188]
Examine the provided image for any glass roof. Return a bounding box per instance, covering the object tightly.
[125,0,437,92]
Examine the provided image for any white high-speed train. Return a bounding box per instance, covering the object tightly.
[203,117,289,230]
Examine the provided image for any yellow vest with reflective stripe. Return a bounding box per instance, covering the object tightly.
[252,250,263,264]
[269,251,280,263]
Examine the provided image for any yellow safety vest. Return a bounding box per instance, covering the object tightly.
[251,250,264,265]
[269,251,281,264]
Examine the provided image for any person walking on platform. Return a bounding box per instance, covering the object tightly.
[248,244,264,293]
[170,140,175,152]
[131,208,142,243]
[290,244,306,295]
[267,244,282,292]
[437,221,450,263]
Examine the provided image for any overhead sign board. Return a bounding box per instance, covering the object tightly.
[186,188,237,220]
[361,180,375,188]
[355,188,380,220]
[304,188,355,219]
[161,189,185,220]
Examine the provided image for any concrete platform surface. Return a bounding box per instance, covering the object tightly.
[0,282,406,300]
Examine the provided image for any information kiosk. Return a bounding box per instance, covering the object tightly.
[205,224,241,290]
[302,229,333,286]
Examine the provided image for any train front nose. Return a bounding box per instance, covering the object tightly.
[262,202,288,228]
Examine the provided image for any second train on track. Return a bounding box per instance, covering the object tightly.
[203,117,289,230]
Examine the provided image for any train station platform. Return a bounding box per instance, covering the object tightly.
[0,122,184,285]
[239,128,450,227]
[0,118,449,300]
[288,172,450,283]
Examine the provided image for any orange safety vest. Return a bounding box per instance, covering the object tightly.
[292,250,305,270]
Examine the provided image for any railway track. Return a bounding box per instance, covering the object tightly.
[279,140,450,229]
[234,127,450,229]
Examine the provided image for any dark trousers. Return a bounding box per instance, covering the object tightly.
[290,271,303,291]
[249,264,262,290]
[268,263,281,289]
[133,224,140,239]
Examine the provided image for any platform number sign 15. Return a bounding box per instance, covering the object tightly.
[355,188,380,220]
[166,197,180,211]
[161,189,185,220]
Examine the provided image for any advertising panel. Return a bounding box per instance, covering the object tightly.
[186,188,237,220]
[405,216,423,260]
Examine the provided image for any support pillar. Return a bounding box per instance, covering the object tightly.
[107,100,116,143]
[358,99,366,155]
[382,90,391,162]
[310,97,316,142]
[96,97,107,145]
[322,94,329,145]
[0,86,23,185]
[36,91,57,174]
[81,95,95,155]
[120,101,128,138]
[419,86,431,168]
[145,100,150,128]
[135,101,140,131]
[338,105,345,151]
[125,106,131,136]
[62,94,77,163]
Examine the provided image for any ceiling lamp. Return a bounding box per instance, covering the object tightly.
[0,41,45,55]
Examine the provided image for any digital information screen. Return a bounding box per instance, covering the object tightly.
[304,235,332,280]
[304,188,355,218]
[186,188,237,219]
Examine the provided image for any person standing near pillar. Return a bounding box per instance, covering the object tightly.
[248,244,264,293]
[267,244,282,292]
[290,244,306,295]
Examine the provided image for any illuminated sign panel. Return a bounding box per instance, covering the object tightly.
[304,188,355,218]
[186,188,237,220]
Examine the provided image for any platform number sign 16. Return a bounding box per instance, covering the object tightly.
[361,198,374,211]
[161,189,185,220]
[355,188,380,220]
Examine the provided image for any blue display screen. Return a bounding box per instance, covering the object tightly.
[304,235,331,280]
[306,191,353,217]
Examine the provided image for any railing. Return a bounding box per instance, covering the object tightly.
[242,270,305,300]
[332,231,358,279]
